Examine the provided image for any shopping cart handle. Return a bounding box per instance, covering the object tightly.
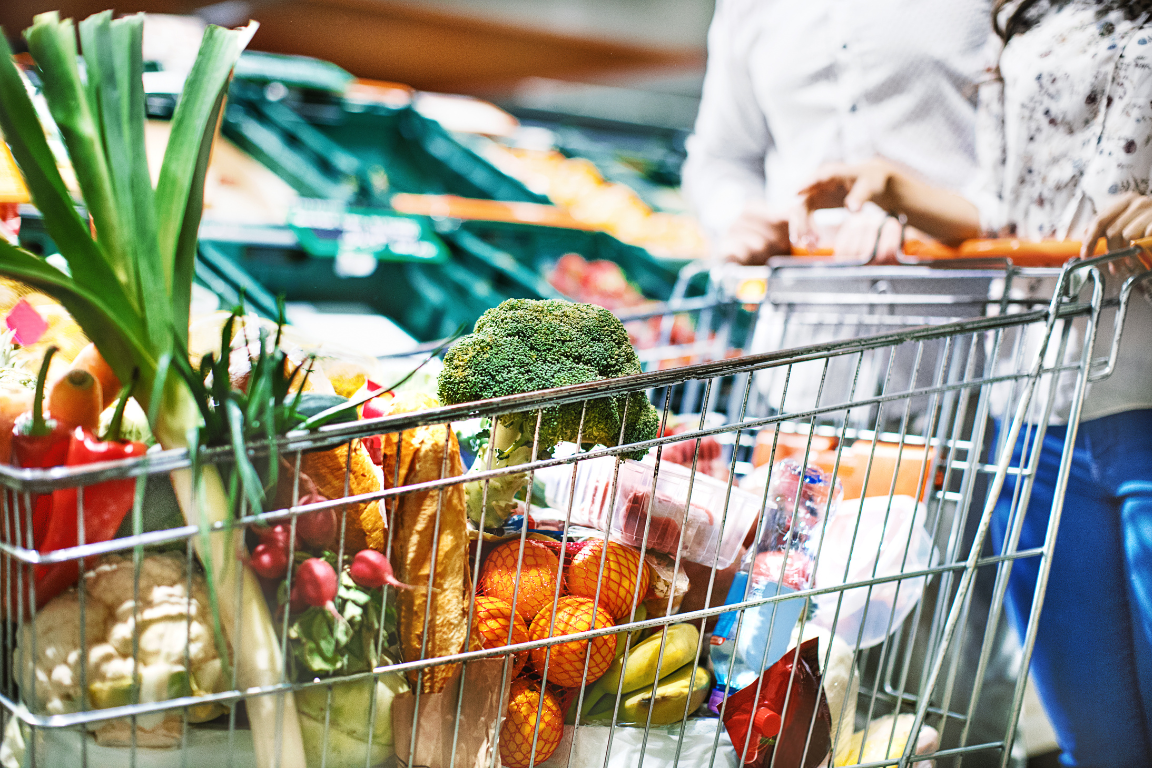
[790,238,1109,267]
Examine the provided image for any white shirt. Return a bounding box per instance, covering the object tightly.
[976,0,1152,423]
[682,0,991,245]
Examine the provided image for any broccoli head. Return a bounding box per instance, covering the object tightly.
[438,299,660,527]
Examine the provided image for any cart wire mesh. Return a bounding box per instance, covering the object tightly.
[0,248,1148,768]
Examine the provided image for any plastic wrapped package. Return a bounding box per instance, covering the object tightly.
[537,455,760,569]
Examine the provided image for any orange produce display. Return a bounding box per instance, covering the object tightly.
[478,540,562,622]
[528,596,616,688]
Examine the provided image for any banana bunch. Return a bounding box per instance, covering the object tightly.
[576,623,710,726]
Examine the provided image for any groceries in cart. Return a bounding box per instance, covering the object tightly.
[710,461,841,696]
[0,297,945,768]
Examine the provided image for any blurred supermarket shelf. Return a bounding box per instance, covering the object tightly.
[502,76,704,132]
[1,0,708,94]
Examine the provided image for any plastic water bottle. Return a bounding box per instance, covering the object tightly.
[709,459,842,699]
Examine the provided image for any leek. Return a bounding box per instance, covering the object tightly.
[0,12,306,768]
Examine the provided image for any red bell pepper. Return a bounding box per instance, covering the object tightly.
[32,427,148,609]
[9,346,69,549]
[360,380,393,465]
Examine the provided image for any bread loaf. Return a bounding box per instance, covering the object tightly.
[383,394,469,693]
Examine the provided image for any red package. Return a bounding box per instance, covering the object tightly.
[618,487,713,556]
[721,637,832,768]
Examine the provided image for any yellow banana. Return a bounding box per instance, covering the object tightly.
[598,622,700,694]
[618,664,711,726]
[612,604,648,660]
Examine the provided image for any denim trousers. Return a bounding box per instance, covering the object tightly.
[993,409,1152,767]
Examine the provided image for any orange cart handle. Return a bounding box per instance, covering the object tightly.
[791,238,1109,267]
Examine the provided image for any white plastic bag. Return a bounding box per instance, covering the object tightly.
[538,720,739,768]
[811,496,937,649]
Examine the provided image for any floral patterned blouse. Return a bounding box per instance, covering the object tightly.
[972,0,1152,239]
[976,0,1152,423]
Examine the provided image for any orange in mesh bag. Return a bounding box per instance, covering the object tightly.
[565,538,651,623]
[500,678,565,768]
[470,595,530,676]
[478,539,561,623]
[528,596,616,688]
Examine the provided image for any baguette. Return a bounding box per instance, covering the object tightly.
[384,394,469,693]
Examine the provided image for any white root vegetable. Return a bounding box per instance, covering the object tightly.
[158,385,305,768]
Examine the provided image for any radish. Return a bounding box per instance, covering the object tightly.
[349,550,410,590]
[360,380,391,465]
[295,495,336,548]
[296,558,339,609]
[251,542,289,580]
[258,523,291,551]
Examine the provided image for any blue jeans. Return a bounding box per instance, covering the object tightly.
[993,410,1152,767]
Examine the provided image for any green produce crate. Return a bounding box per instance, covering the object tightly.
[200,225,560,343]
[222,82,546,206]
[446,219,687,301]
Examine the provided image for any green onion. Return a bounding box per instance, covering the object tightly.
[0,13,306,768]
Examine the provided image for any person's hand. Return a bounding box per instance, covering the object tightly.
[717,200,792,265]
[798,159,901,215]
[1081,193,1152,298]
[829,207,904,264]
[1081,192,1152,258]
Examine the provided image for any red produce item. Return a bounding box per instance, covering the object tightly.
[31,427,148,610]
[295,500,337,548]
[10,346,69,549]
[296,558,339,609]
[722,637,831,768]
[546,253,645,309]
[251,542,289,579]
[349,549,410,590]
[258,523,292,551]
[360,379,390,465]
[548,253,588,298]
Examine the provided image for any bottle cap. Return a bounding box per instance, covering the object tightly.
[754,707,782,738]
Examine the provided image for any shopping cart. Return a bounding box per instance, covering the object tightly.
[0,247,1147,768]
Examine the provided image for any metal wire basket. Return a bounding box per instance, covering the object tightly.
[0,248,1147,768]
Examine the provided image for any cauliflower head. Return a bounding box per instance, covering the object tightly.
[16,553,230,747]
